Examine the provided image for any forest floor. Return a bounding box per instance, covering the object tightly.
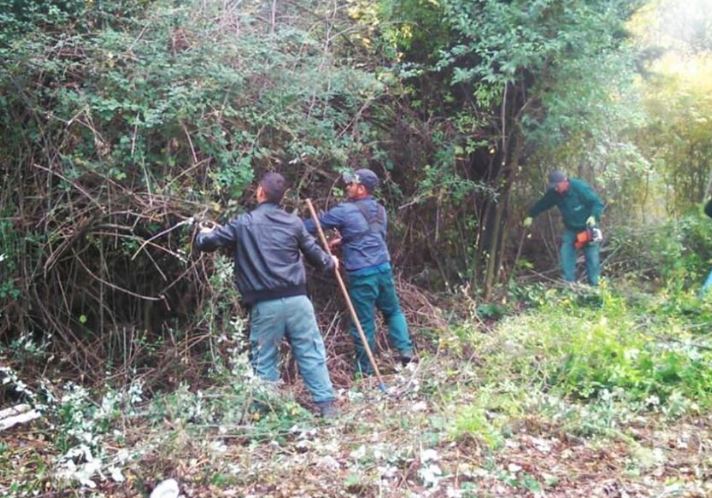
[1,283,711,497]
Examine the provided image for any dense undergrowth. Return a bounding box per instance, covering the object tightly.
[2,183,711,496]
[2,275,710,496]
[449,283,711,445]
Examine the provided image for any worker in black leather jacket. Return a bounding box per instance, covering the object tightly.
[195,172,339,417]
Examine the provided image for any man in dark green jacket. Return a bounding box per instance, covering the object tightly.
[524,171,604,286]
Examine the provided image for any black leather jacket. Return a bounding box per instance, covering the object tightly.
[195,202,334,305]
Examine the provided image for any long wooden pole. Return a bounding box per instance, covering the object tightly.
[305,199,386,389]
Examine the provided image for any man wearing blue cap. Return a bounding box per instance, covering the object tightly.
[304,169,414,375]
[523,170,604,286]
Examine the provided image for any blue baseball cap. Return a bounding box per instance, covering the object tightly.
[342,168,380,192]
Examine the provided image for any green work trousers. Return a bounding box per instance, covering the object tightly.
[347,268,413,374]
[249,295,334,403]
[560,228,601,286]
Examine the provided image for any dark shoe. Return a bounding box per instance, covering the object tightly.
[315,400,338,419]
[397,351,417,367]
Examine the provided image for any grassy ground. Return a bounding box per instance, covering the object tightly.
[1,283,711,497]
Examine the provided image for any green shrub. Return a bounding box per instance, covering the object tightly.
[607,208,712,290]
[473,286,712,411]
[451,404,502,449]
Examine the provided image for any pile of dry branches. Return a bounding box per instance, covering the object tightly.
[2,159,448,396]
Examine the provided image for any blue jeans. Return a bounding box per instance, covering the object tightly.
[347,268,413,374]
[249,295,334,403]
[560,229,601,286]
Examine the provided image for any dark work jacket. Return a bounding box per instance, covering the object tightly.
[195,202,334,305]
[528,178,604,231]
[304,196,390,272]
[705,199,712,219]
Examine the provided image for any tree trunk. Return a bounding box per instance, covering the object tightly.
[483,116,524,297]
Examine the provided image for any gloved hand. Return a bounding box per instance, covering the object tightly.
[199,220,219,234]
[586,216,596,227]
[523,216,533,228]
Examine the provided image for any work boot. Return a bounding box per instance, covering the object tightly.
[315,400,338,419]
[397,351,417,367]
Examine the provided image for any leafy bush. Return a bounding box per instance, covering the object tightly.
[447,284,710,447]
[606,208,712,289]
[0,0,387,373]
[472,285,712,410]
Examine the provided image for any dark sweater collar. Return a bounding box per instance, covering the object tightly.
[255,201,281,211]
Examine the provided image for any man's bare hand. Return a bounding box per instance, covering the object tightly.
[327,236,342,251]
[331,255,339,270]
